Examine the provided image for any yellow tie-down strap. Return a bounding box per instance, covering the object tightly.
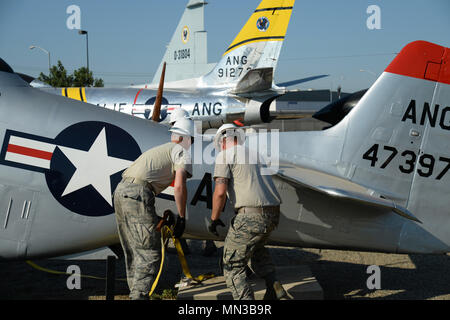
[25,260,126,281]
[149,225,216,297]
[25,225,215,298]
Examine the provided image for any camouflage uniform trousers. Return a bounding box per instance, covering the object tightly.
[113,180,161,300]
[222,208,280,300]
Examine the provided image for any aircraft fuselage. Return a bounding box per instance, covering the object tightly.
[39,87,253,129]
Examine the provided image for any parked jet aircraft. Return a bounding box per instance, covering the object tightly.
[1,40,449,260]
[36,0,328,129]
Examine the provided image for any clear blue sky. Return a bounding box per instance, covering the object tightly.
[1,0,449,92]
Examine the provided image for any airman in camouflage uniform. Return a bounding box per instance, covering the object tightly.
[114,179,161,299]
[208,124,288,300]
[113,119,193,300]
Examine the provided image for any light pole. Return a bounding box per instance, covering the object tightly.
[78,30,89,73]
[29,45,51,75]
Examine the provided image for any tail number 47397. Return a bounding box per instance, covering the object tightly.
[362,143,450,180]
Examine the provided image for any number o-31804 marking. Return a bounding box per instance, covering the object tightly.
[174,49,190,60]
[362,144,450,180]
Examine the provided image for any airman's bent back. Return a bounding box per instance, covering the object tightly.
[114,134,192,300]
[123,142,192,193]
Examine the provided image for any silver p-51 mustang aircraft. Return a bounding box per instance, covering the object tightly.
[0,39,449,260]
[35,0,329,129]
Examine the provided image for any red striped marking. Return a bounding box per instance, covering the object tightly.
[385,41,450,85]
[7,144,53,160]
[133,89,143,105]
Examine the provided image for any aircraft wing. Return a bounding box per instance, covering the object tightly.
[276,164,421,223]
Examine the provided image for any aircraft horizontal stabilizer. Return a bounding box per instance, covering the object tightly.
[277,165,421,223]
[276,74,329,87]
[231,67,273,94]
[232,72,330,95]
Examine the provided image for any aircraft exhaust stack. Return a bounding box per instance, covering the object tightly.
[152,62,166,122]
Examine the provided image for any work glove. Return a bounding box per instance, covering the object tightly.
[173,216,186,238]
[156,210,175,232]
[208,219,225,237]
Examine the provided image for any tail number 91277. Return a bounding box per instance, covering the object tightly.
[362,144,450,180]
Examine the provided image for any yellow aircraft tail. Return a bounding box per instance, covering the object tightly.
[202,0,295,88]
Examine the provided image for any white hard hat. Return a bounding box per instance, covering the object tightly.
[169,108,189,125]
[170,118,195,137]
[214,123,244,150]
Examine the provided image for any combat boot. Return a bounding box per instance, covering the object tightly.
[263,281,293,300]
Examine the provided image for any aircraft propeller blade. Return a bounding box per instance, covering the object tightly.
[152,61,166,122]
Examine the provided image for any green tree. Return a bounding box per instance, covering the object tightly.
[73,66,104,87]
[38,60,74,87]
[93,78,104,87]
[38,60,104,88]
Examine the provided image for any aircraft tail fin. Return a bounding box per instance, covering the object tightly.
[276,41,450,252]
[201,0,295,90]
[328,40,449,209]
[151,0,215,84]
[282,41,450,202]
[338,40,449,152]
